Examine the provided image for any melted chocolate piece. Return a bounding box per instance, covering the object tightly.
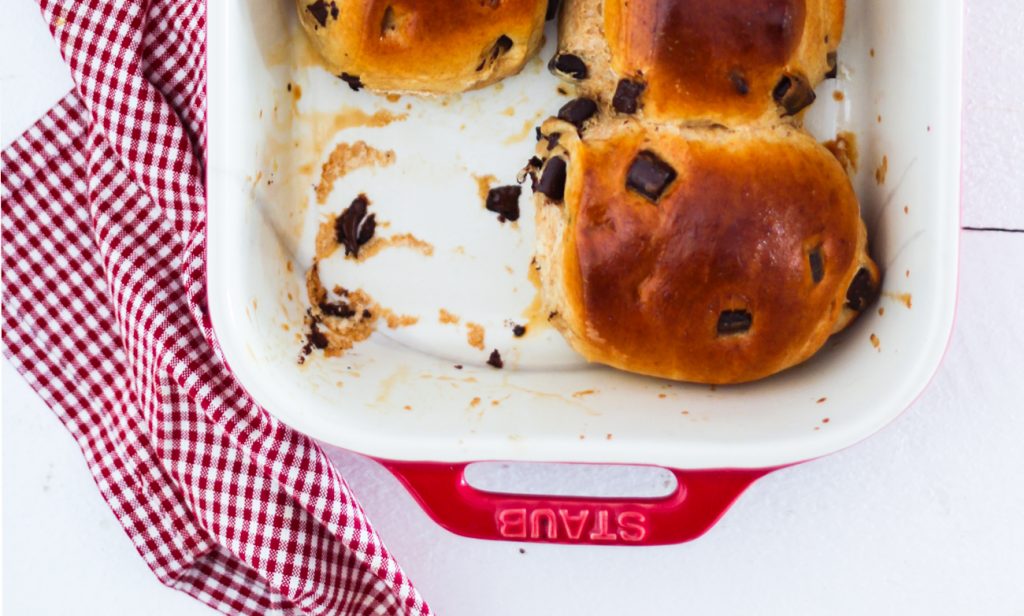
[772,72,817,116]
[845,268,877,311]
[309,320,329,349]
[546,0,562,20]
[549,53,588,80]
[338,73,363,91]
[512,324,526,337]
[717,310,753,335]
[626,151,677,203]
[487,349,504,369]
[320,301,356,318]
[306,0,338,27]
[335,194,376,257]
[729,70,750,96]
[612,79,645,114]
[825,52,839,79]
[557,98,598,131]
[486,185,522,222]
[809,247,825,284]
[478,35,514,70]
[536,157,567,202]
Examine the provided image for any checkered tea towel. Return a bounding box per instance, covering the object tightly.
[1,2,429,614]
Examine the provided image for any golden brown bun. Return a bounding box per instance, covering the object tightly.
[551,0,844,126]
[297,0,548,94]
[532,117,878,384]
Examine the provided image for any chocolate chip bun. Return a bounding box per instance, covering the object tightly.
[296,0,548,94]
[531,116,878,384]
[549,0,843,126]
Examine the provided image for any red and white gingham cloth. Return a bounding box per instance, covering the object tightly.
[1,2,429,614]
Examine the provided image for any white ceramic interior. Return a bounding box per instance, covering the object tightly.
[207,0,963,470]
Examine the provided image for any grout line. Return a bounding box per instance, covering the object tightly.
[962,226,1024,234]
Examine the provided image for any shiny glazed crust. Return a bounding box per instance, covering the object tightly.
[296,0,548,94]
[555,0,844,126]
[533,117,878,384]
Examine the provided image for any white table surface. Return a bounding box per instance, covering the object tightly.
[3,1,1023,614]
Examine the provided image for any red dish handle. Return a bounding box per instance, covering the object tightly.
[379,460,778,546]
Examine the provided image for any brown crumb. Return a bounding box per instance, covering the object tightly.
[904,205,910,215]
[870,48,876,57]
[578,434,585,440]
[878,307,885,316]
[491,399,500,406]
[487,349,503,369]
[466,322,486,350]
[316,142,394,204]
[833,90,844,101]
[470,397,481,407]
[681,410,689,415]
[822,417,830,423]
[454,364,463,370]
[572,389,596,398]
[875,155,889,185]
[512,324,526,337]
[439,309,460,325]
[606,433,613,440]
[906,270,911,278]
[817,397,827,404]
[658,393,667,399]
[823,131,859,175]
[404,405,412,411]
[301,264,379,359]
[386,93,401,103]
[870,333,881,350]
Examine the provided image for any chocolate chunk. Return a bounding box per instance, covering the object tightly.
[320,301,356,318]
[535,127,543,141]
[338,73,363,91]
[545,132,561,151]
[557,98,597,131]
[546,0,562,20]
[306,0,337,27]
[825,52,838,79]
[809,247,825,284]
[478,35,514,70]
[548,53,588,80]
[773,72,817,116]
[612,79,645,114]
[487,349,504,369]
[729,70,750,96]
[626,151,676,203]
[486,185,522,222]
[335,194,376,257]
[362,309,372,318]
[512,324,526,337]
[309,320,329,349]
[845,268,877,311]
[536,157,567,202]
[717,310,753,336]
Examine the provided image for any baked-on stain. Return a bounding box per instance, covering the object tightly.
[572,389,596,398]
[439,309,460,324]
[604,0,807,121]
[473,174,499,203]
[466,322,486,350]
[884,292,912,309]
[823,131,859,175]
[832,90,844,101]
[316,141,395,204]
[356,233,435,260]
[301,264,378,360]
[875,155,889,185]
